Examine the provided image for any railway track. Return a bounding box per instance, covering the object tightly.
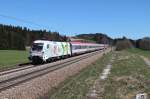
[0,65,33,76]
[0,62,31,72]
[0,50,101,76]
[0,50,104,92]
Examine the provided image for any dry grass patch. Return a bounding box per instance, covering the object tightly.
[46,53,113,99]
[101,50,150,99]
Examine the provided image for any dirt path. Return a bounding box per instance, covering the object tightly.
[85,51,150,99]
[85,52,116,99]
[140,56,150,67]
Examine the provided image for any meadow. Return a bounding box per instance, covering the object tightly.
[0,50,29,70]
[47,48,150,99]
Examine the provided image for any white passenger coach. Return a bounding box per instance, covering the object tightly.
[29,40,107,64]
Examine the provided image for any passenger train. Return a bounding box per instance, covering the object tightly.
[29,40,107,64]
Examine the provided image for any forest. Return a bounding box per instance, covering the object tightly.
[0,24,149,50]
[0,24,68,50]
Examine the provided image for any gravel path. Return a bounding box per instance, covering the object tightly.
[140,56,150,67]
[0,49,111,99]
[86,52,115,99]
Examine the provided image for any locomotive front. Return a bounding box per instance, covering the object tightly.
[29,40,45,64]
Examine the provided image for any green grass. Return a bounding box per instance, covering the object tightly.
[46,52,113,99]
[128,48,150,59]
[46,49,150,99]
[0,50,29,70]
[102,50,150,99]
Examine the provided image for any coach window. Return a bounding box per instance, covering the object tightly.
[47,44,49,49]
[75,46,78,49]
[82,46,84,49]
[72,45,76,50]
[79,45,81,49]
[73,46,75,50]
[76,45,81,49]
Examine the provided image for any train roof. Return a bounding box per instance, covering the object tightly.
[33,40,105,46]
[33,40,68,44]
[70,41,102,45]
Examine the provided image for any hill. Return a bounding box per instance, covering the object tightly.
[75,33,113,44]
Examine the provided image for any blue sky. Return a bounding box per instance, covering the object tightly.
[0,0,149,39]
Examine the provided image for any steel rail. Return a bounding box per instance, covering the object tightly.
[0,50,104,92]
[0,50,102,76]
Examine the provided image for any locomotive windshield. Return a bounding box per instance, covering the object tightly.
[32,43,43,51]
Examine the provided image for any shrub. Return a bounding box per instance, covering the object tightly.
[116,39,133,51]
[139,37,150,50]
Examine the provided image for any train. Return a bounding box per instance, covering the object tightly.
[29,40,107,64]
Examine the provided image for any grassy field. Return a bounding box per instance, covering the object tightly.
[46,52,113,99]
[101,50,150,99]
[0,50,29,70]
[46,48,150,99]
[128,48,150,59]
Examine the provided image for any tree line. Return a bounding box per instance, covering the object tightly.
[0,24,149,50]
[0,24,68,50]
[114,37,150,50]
[76,33,150,50]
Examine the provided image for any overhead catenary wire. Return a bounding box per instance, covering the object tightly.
[0,13,54,31]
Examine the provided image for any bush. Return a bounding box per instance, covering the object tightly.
[116,39,133,51]
[139,37,150,50]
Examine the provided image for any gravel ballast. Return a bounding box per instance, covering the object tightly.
[0,49,110,99]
